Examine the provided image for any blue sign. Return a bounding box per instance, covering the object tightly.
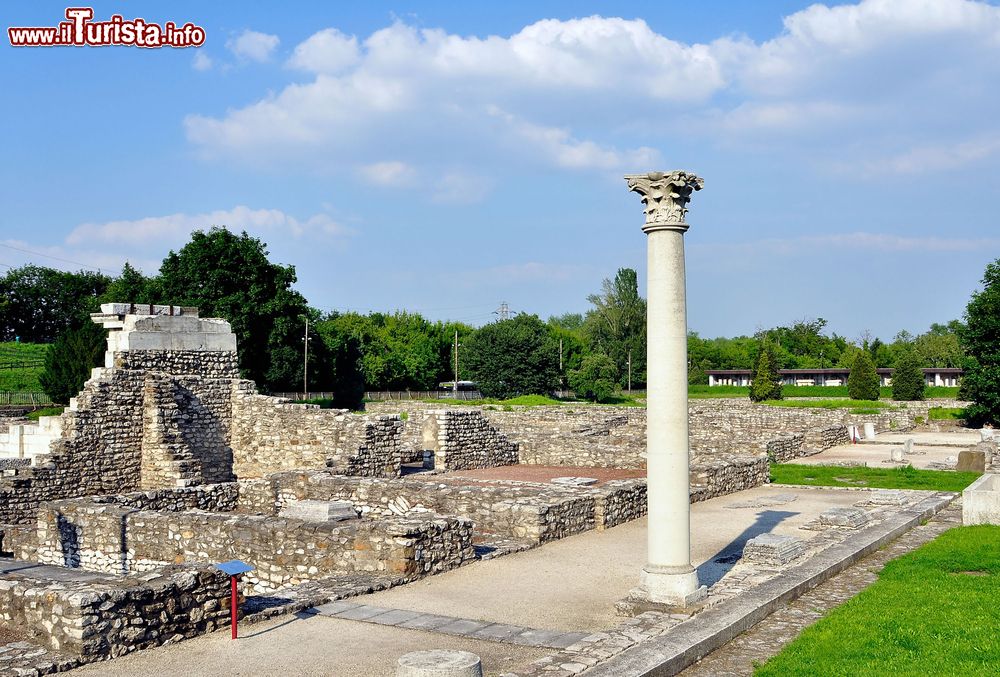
[215,559,254,576]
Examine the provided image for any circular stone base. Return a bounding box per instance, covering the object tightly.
[397,650,483,677]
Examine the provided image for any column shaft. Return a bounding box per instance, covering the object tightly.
[645,228,691,569]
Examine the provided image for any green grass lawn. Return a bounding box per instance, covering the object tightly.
[770,463,980,492]
[0,342,48,391]
[756,525,1000,676]
[928,406,966,420]
[26,406,64,421]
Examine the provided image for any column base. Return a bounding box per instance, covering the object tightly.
[635,566,707,607]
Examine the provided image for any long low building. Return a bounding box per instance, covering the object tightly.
[706,367,962,388]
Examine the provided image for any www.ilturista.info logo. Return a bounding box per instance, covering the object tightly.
[8,7,206,48]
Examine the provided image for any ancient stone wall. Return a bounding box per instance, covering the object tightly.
[0,564,231,658]
[34,489,473,593]
[140,373,236,489]
[423,410,518,470]
[367,400,920,470]
[229,383,403,478]
[249,470,655,543]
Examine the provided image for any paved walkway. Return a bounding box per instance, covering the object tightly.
[303,601,590,649]
[63,485,907,676]
[679,501,963,675]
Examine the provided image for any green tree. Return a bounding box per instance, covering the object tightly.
[891,346,926,401]
[914,322,965,368]
[848,350,880,401]
[0,265,110,342]
[583,268,646,387]
[569,353,619,402]
[39,321,105,404]
[749,341,783,402]
[961,259,1000,425]
[314,314,366,409]
[462,314,560,399]
[98,262,155,306]
[153,228,312,390]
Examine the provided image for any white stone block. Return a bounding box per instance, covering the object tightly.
[280,500,357,522]
[863,422,876,440]
[963,474,1000,525]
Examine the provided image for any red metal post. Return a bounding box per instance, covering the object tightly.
[231,575,238,640]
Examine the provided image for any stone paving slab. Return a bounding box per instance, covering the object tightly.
[576,491,956,677]
[312,601,590,650]
[680,500,964,675]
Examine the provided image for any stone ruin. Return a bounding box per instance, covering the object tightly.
[0,302,935,671]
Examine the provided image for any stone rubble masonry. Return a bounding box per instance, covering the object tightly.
[0,307,404,526]
[366,399,927,483]
[229,382,403,479]
[422,410,518,470]
[32,484,474,594]
[0,563,231,659]
[241,469,651,544]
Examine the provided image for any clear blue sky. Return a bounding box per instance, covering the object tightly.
[2,1,998,339]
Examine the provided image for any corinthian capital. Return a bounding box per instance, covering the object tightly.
[625,171,704,231]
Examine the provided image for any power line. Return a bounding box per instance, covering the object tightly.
[0,243,121,275]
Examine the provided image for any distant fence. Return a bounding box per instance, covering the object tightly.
[270,391,484,402]
[271,392,337,401]
[0,391,53,406]
[365,390,484,401]
[0,361,45,371]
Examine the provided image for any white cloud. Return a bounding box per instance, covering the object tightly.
[226,30,280,63]
[431,172,493,204]
[186,2,1000,180]
[858,134,1000,174]
[67,206,347,247]
[288,28,360,73]
[192,50,212,71]
[693,231,1000,257]
[359,161,417,186]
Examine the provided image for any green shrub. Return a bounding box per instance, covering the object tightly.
[891,347,926,401]
[569,354,620,403]
[848,350,880,401]
[39,322,105,404]
[749,342,782,402]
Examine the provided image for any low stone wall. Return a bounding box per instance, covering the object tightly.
[690,453,770,501]
[0,564,231,659]
[366,400,909,471]
[248,470,655,544]
[423,410,518,470]
[35,491,473,593]
[230,384,403,478]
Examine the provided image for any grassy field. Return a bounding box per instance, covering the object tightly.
[0,342,48,392]
[26,406,64,421]
[756,525,1000,676]
[688,385,961,399]
[928,406,966,420]
[770,463,980,492]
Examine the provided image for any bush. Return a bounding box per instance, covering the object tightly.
[961,259,1000,425]
[39,322,105,404]
[569,354,620,402]
[848,350,880,401]
[749,342,783,402]
[462,314,560,399]
[891,347,926,401]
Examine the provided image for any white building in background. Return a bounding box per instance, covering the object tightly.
[705,367,962,388]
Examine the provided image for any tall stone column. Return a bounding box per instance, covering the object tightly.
[625,171,706,606]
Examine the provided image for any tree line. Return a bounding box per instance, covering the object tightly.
[2,227,998,424]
